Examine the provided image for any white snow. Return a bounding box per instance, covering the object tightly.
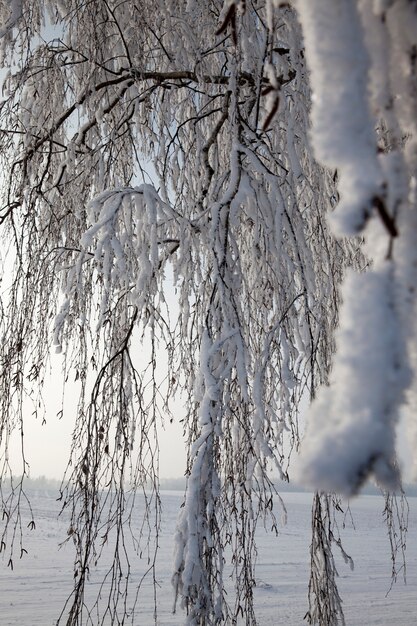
[296,0,417,494]
[0,489,416,625]
[296,265,410,495]
[296,0,384,236]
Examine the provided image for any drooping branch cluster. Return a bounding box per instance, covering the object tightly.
[0,1,374,625]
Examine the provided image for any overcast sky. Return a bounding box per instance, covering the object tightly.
[9,354,187,480]
[11,351,414,483]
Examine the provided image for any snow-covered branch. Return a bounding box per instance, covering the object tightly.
[0,1,415,624]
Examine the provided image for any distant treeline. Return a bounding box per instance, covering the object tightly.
[10,475,417,497]
[9,475,62,490]
[161,477,417,497]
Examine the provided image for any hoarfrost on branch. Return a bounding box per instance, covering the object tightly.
[0,1,415,624]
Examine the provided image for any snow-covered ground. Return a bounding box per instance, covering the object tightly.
[0,490,415,625]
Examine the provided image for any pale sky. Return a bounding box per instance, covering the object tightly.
[4,251,415,483]
[10,352,187,480]
[11,349,414,483]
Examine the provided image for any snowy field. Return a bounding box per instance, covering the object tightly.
[0,490,415,625]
